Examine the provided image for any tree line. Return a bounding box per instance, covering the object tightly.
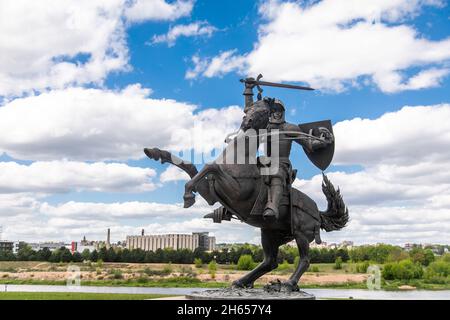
[0,243,445,266]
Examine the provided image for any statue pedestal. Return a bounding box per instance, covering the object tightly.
[186,288,315,300]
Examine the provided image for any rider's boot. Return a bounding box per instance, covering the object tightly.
[263,179,283,219]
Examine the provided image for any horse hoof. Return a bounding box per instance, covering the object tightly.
[282,282,299,292]
[231,280,244,289]
[143,148,159,160]
[231,280,253,289]
[264,280,298,292]
[183,194,196,208]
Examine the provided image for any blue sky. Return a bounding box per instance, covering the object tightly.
[0,0,449,245]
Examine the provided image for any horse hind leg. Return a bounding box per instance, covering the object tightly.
[143,148,215,206]
[144,148,198,178]
[184,163,240,208]
[285,230,310,291]
[232,229,282,289]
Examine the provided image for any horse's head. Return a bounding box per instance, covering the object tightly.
[240,99,270,131]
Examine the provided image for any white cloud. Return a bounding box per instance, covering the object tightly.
[40,199,208,220]
[2,102,450,245]
[186,50,246,79]
[0,193,257,243]
[125,0,193,23]
[333,104,450,166]
[160,166,190,183]
[374,68,450,93]
[151,21,217,47]
[293,104,450,245]
[0,85,243,161]
[188,0,450,92]
[0,160,157,193]
[0,0,194,97]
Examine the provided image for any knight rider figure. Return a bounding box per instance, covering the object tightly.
[262,99,333,219]
[221,76,334,221]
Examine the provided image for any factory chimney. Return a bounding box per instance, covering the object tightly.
[106,228,111,249]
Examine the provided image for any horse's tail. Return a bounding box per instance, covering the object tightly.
[319,173,349,231]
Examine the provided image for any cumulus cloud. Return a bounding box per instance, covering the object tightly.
[125,0,193,23]
[2,102,450,244]
[151,21,217,47]
[0,0,194,97]
[160,166,190,183]
[293,104,450,245]
[0,194,257,243]
[186,50,246,79]
[0,84,243,161]
[333,104,450,166]
[40,199,207,220]
[188,0,450,92]
[0,160,157,193]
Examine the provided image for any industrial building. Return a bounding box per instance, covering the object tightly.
[126,231,216,252]
[0,240,20,254]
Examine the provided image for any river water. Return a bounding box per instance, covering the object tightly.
[1,284,449,299]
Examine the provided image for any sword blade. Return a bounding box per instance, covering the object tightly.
[240,78,314,91]
[256,80,315,91]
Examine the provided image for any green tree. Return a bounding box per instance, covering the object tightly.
[96,259,104,268]
[98,247,108,262]
[208,260,217,279]
[194,258,203,268]
[72,252,82,262]
[49,248,62,263]
[81,249,91,261]
[382,259,423,280]
[334,256,343,270]
[424,255,450,279]
[17,244,34,261]
[237,255,255,271]
[37,248,52,261]
[60,247,73,262]
[90,250,98,262]
[410,247,435,266]
[277,260,291,272]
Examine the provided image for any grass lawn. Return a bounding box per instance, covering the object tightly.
[0,292,174,300]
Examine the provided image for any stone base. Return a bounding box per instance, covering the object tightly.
[186,288,315,300]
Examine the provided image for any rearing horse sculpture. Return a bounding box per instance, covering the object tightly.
[144,99,348,291]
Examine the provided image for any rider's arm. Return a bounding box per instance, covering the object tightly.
[243,79,255,113]
[285,124,328,152]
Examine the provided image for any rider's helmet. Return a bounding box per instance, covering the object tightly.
[268,98,285,124]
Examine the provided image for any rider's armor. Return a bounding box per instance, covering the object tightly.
[263,99,327,219]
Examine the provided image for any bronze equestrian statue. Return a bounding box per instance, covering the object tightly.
[144,75,348,292]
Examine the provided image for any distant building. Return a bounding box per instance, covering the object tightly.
[339,241,354,249]
[309,241,328,249]
[193,232,216,251]
[28,242,69,252]
[404,243,416,251]
[70,241,96,254]
[0,240,20,254]
[126,232,216,252]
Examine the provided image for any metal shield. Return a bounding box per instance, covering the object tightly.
[298,120,335,171]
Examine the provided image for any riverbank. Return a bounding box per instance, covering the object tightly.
[1,284,449,300]
[0,292,172,300]
[1,261,448,291]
